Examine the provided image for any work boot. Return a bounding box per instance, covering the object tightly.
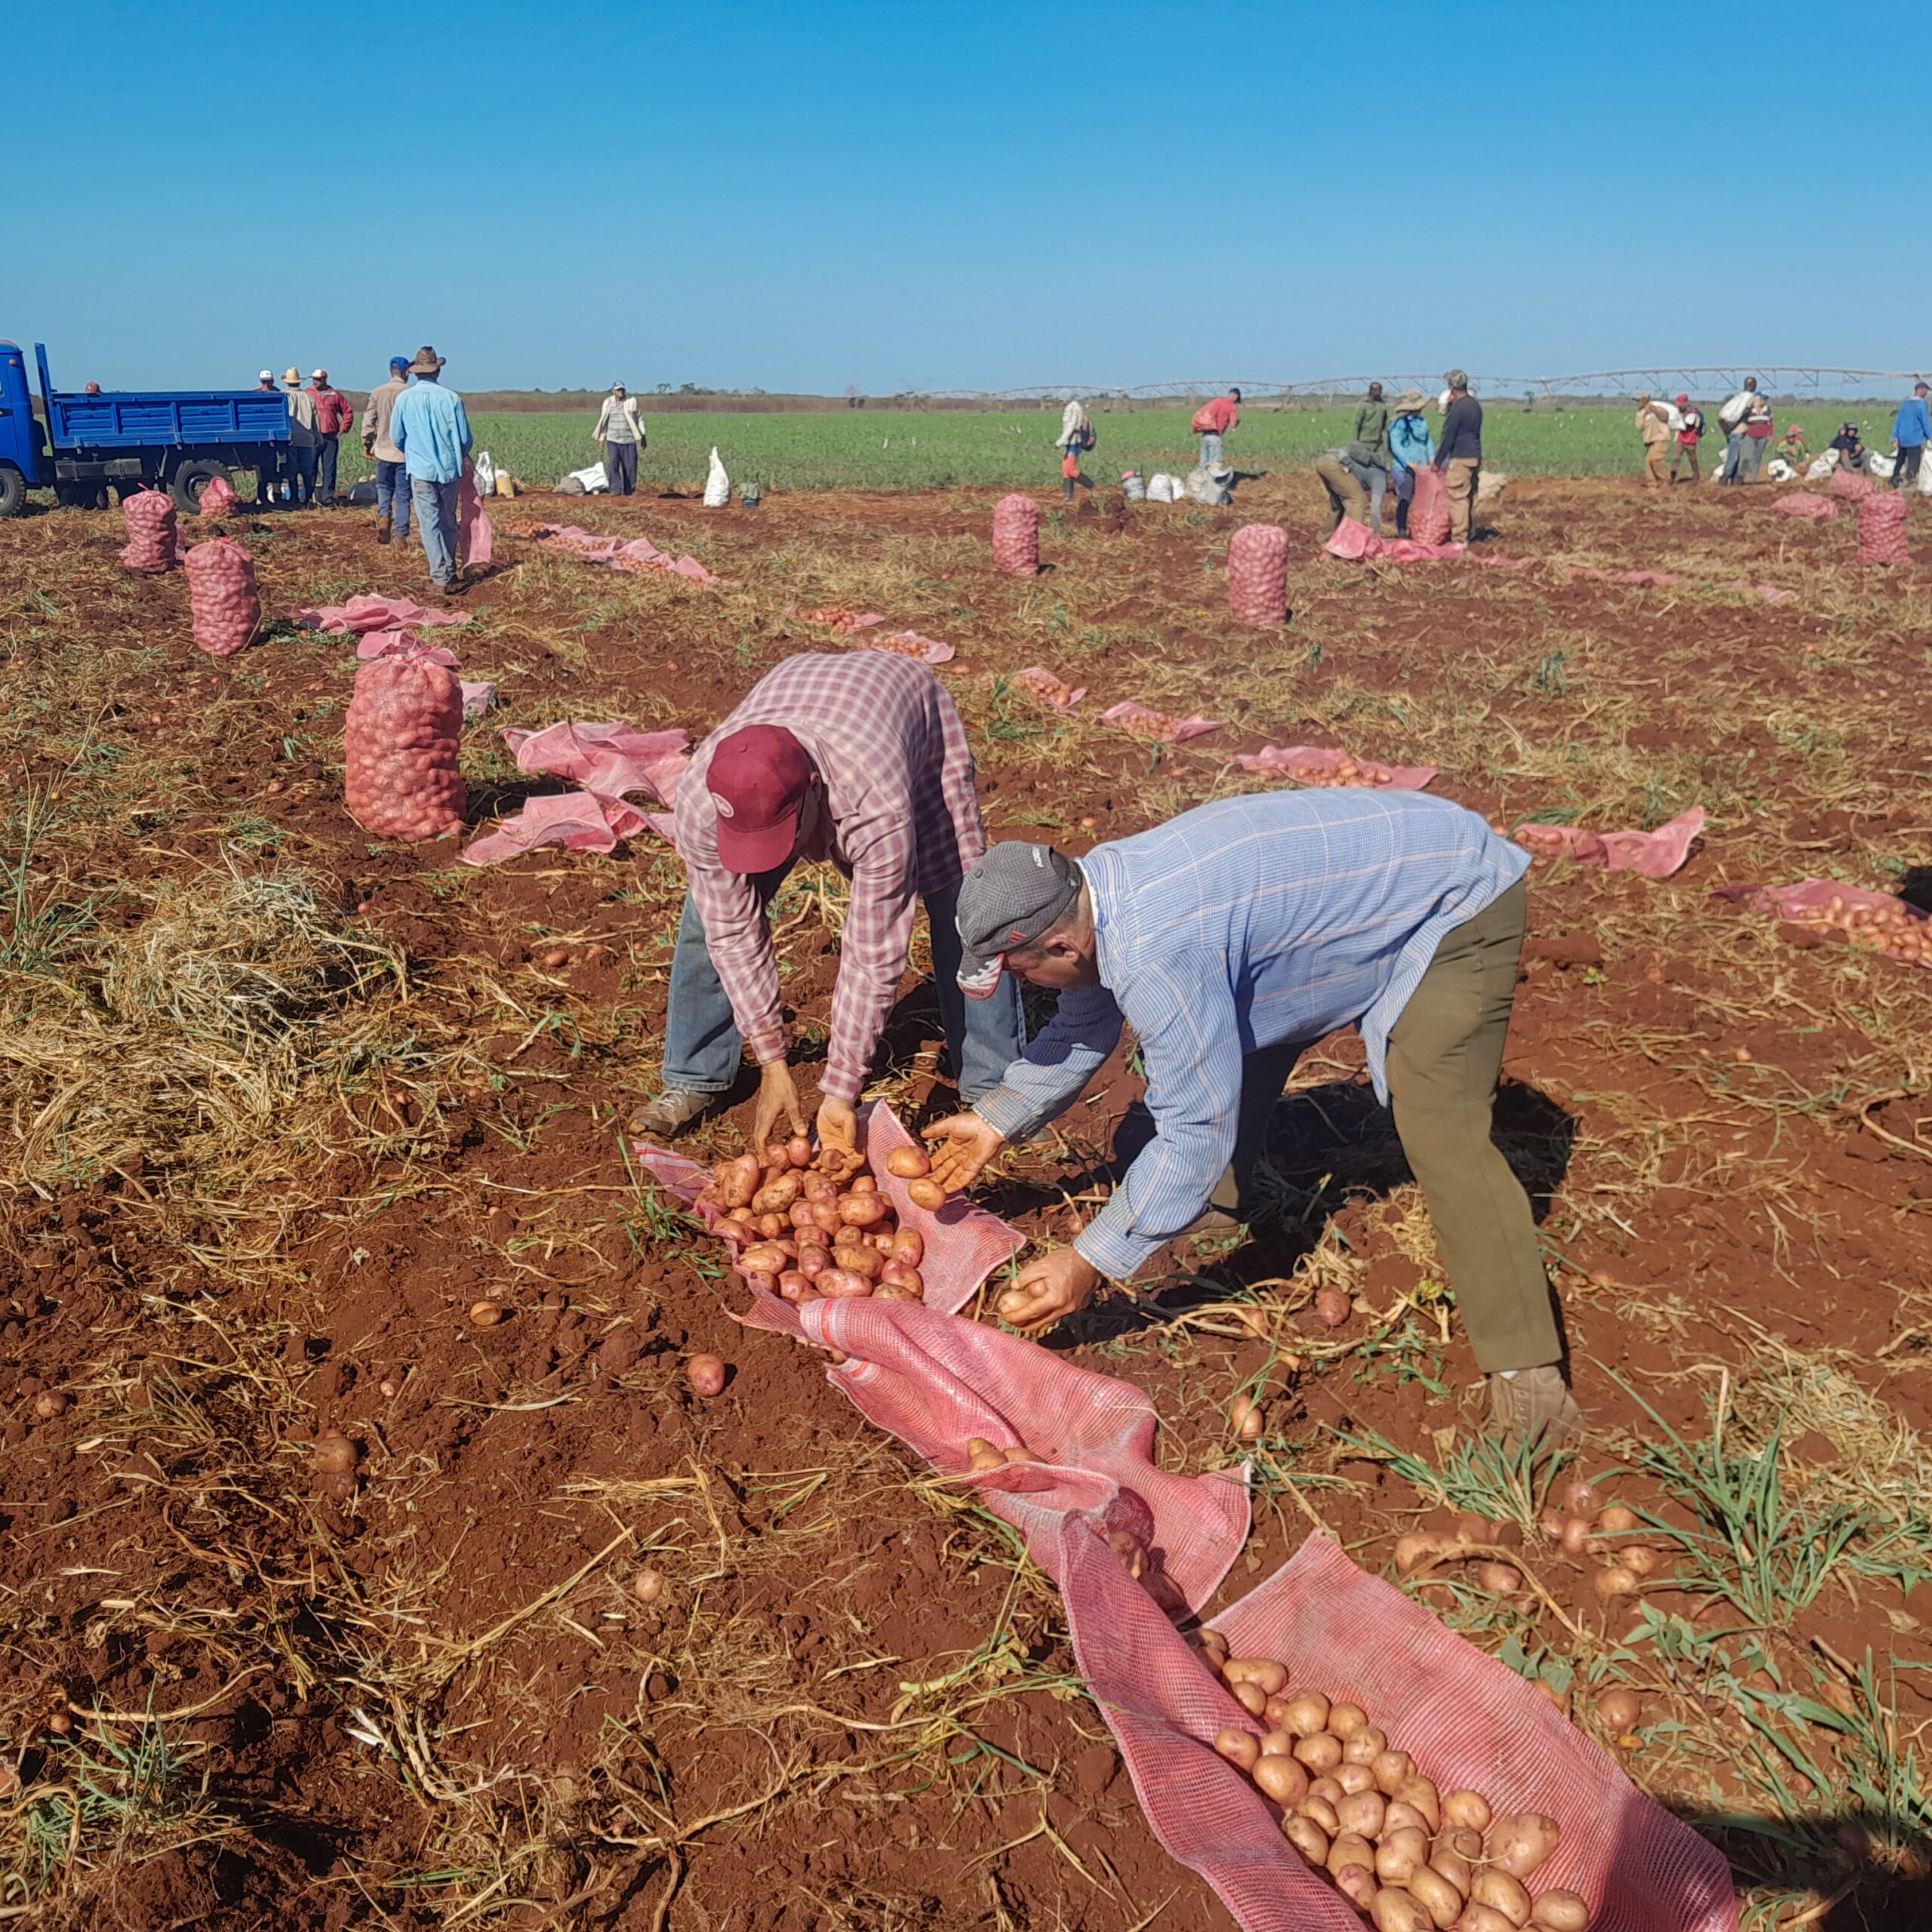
[1487,1364,1583,1449]
[629,1089,713,1140]
[377,517,391,545]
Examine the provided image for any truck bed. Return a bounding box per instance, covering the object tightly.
[48,388,290,451]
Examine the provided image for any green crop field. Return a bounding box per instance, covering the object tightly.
[333,398,1870,496]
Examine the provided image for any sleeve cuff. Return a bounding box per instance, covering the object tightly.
[746,1029,788,1066]
[819,1062,863,1106]
[1073,1220,1158,1283]
[974,1085,1042,1144]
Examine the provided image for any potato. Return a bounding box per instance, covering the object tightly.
[1223,1658,1289,1696]
[1487,1813,1560,1879]
[1254,1754,1307,1805]
[686,1354,727,1396]
[1597,1687,1642,1733]
[1231,1679,1269,1718]
[1327,1700,1368,1740]
[1440,1789,1491,1833]
[1343,1722,1387,1764]
[1528,1890,1591,1930]
[752,1172,804,1214]
[1336,1790,1386,1839]
[1371,1748,1414,1796]
[738,1242,788,1276]
[1327,1833,1374,1878]
[1292,1731,1343,1774]
[1257,1728,1294,1758]
[802,1171,839,1205]
[1437,1825,1483,1865]
[796,1244,832,1278]
[849,1174,878,1193]
[469,1299,509,1327]
[1472,1869,1533,1926]
[1561,1479,1598,1518]
[312,1432,356,1476]
[715,1154,761,1208]
[1455,1907,1517,1932]
[833,1241,882,1280]
[1392,1777,1441,1832]
[1306,1776,1345,1808]
[906,1177,946,1211]
[884,1146,932,1178]
[1598,1504,1638,1535]
[1336,1863,1378,1911]
[1229,1392,1266,1441]
[743,1269,778,1296]
[1478,1561,1524,1595]
[838,1192,888,1228]
[777,1270,814,1303]
[878,1262,924,1297]
[1212,1725,1260,1772]
[1383,1799,1432,1837]
[817,1269,874,1298]
[1620,1544,1660,1577]
[1593,1564,1640,1601]
[1282,1812,1330,1865]
[1372,1885,1436,1932]
[1408,1863,1466,1927]
[1298,1793,1341,1835]
[1375,1826,1429,1884]
[1314,1285,1352,1327]
[786,1136,815,1168]
[1280,1690,1329,1737]
[1334,1761,1375,1796]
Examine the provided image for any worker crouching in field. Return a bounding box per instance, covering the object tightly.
[634,651,1026,1161]
[1314,449,1369,531]
[924,789,1580,1447]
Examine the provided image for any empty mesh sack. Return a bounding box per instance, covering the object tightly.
[118,490,179,574]
[1408,465,1451,544]
[992,492,1041,574]
[1857,491,1911,565]
[198,472,240,516]
[183,537,260,656]
[343,640,467,841]
[1227,524,1289,624]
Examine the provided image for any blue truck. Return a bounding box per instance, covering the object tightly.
[0,341,291,517]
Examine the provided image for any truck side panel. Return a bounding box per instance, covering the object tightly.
[48,392,290,449]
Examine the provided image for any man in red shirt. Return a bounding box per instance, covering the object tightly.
[1191,387,1241,468]
[307,369,355,505]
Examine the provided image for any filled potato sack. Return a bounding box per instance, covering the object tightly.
[183,537,260,655]
[343,639,467,840]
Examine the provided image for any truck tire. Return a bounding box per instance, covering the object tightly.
[170,459,232,515]
[0,464,25,518]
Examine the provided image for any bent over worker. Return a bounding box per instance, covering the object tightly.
[634,651,1026,1164]
[924,789,1578,1444]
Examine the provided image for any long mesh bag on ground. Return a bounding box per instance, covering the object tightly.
[1826,468,1875,503]
[1408,464,1452,543]
[992,492,1041,574]
[1856,491,1910,565]
[183,538,260,655]
[197,473,240,516]
[1054,1524,1738,1932]
[1772,492,1835,520]
[1227,524,1289,625]
[119,490,179,574]
[343,638,467,840]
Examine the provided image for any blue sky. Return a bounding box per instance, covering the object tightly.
[14,2,1925,394]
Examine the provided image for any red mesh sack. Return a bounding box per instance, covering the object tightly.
[1408,465,1451,544]
[1856,491,1910,565]
[343,639,467,841]
[992,492,1041,575]
[197,472,240,517]
[183,537,260,656]
[1226,524,1289,625]
[118,490,179,574]
[1826,467,1874,502]
[1772,492,1835,520]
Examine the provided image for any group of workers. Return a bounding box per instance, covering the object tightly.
[635,648,1579,1447]
[1635,378,1931,489]
[250,368,354,507]
[355,348,475,592]
[1313,374,1484,541]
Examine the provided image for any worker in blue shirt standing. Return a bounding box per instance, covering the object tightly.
[1890,381,1930,493]
[389,345,473,593]
[925,789,1580,1447]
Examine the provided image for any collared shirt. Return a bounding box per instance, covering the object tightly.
[675,652,988,1105]
[1353,400,1391,461]
[1389,411,1435,472]
[973,790,1530,1281]
[389,380,473,481]
[361,376,408,463]
[309,385,353,435]
[282,385,319,448]
[1437,394,1483,463]
[1198,395,1240,434]
[1895,396,1931,448]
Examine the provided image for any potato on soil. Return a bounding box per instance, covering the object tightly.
[685,1353,728,1396]
[1595,1687,1642,1733]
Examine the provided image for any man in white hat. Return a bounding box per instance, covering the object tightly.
[280,367,321,506]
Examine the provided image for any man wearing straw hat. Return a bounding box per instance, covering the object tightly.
[389,346,473,593]
[280,368,321,507]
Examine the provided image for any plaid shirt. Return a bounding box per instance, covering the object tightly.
[973,790,1531,1281]
[675,652,986,1104]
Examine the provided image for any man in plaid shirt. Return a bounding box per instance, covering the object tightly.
[925,789,1580,1445]
[635,651,1026,1161]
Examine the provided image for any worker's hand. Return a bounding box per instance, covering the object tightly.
[996,1247,1104,1335]
[922,1113,1008,1193]
[815,1096,859,1168]
[751,1059,805,1157]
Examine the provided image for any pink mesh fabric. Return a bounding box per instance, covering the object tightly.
[1856,491,1910,565]
[1325,518,1464,563]
[461,722,690,866]
[1232,745,1437,791]
[295,594,470,634]
[509,524,721,585]
[1512,807,1706,879]
[197,473,240,516]
[1712,878,1931,968]
[1102,703,1225,743]
[183,538,260,656]
[1826,468,1875,502]
[1772,492,1835,520]
[1056,1528,1737,1932]
[1408,464,1452,543]
[992,493,1041,575]
[343,639,466,840]
[458,465,494,565]
[119,490,180,574]
[1227,524,1289,626]
[738,1293,1249,1611]
[1014,666,1088,712]
[1324,515,1377,561]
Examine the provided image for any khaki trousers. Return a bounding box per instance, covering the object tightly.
[1643,442,1669,483]
[1669,441,1700,482]
[1315,455,1368,530]
[1443,457,1480,542]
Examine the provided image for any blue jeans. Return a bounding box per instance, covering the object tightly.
[1199,431,1224,467]
[376,459,412,539]
[411,476,460,586]
[287,445,318,504]
[316,435,339,501]
[1342,455,1389,534]
[660,872,1025,1103]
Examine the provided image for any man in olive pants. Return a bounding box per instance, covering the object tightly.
[1436,368,1483,544]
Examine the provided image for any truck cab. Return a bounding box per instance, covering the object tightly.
[0,340,291,516]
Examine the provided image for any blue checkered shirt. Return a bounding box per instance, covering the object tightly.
[973,789,1530,1281]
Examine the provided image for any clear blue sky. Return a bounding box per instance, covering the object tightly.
[14,2,1925,394]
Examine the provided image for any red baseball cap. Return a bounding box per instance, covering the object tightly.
[706,724,813,873]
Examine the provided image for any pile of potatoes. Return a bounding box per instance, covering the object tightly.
[1789,893,1932,968]
[700,1140,947,1305]
[1195,1634,1590,1930]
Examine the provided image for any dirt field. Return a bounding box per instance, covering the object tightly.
[2,471,1929,1931]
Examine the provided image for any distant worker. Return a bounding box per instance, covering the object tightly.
[1435,370,1483,543]
[82,380,102,396]
[1054,396,1096,499]
[1830,420,1868,474]
[1777,425,1809,472]
[1634,392,1672,485]
[1715,376,1761,484]
[593,382,648,497]
[281,368,321,507]
[1355,382,1391,463]
[1891,381,1930,491]
[389,346,473,594]
[1738,386,1774,485]
[1342,438,1389,535]
[308,369,353,505]
[254,370,276,392]
[253,371,281,506]
[1192,386,1241,468]
[1389,390,1436,536]
[1668,394,1704,484]
[361,356,414,546]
